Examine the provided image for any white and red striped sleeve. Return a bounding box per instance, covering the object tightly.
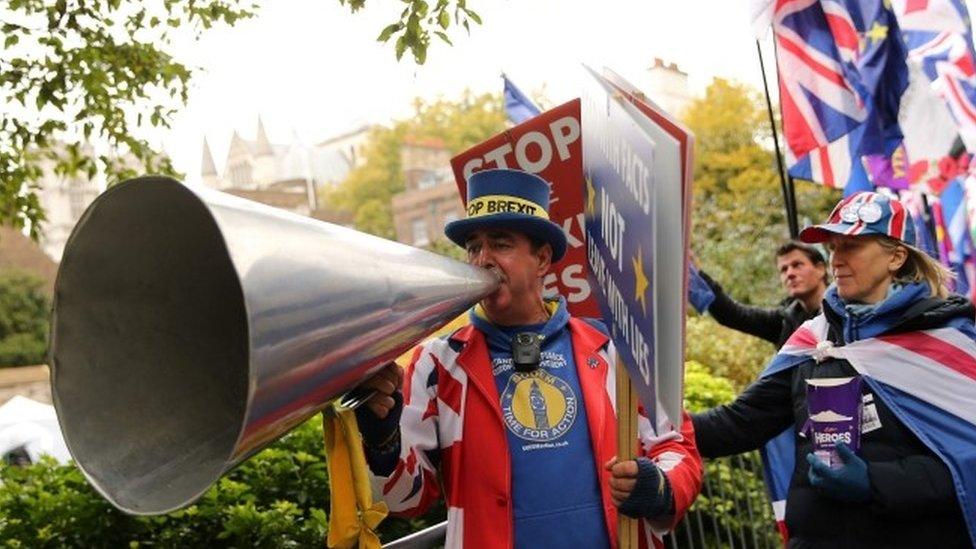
[369,341,445,517]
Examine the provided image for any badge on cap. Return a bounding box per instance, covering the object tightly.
[840,205,860,223]
[857,202,883,224]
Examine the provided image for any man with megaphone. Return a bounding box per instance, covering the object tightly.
[354,169,703,548]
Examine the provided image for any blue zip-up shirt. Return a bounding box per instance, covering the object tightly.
[470,297,609,549]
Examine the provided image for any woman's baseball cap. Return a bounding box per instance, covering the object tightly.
[798,191,916,247]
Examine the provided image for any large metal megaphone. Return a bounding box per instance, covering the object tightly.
[50,176,498,515]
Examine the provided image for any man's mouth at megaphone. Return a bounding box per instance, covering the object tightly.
[464,228,552,327]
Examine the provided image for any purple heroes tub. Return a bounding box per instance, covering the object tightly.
[806,376,863,469]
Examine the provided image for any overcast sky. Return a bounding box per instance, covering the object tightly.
[160,0,976,183]
[162,0,774,182]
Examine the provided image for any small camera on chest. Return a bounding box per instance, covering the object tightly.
[511,332,542,373]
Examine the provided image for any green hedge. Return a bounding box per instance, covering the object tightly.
[0,414,442,548]
[0,271,49,367]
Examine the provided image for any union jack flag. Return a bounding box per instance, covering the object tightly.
[893,0,976,156]
[937,176,976,298]
[761,313,976,547]
[898,188,941,256]
[771,0,909,193]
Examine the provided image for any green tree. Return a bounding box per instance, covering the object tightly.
[340,0,483,64]
[685,78,840,306]
[2,1,488,239]
[0,271,50,367]
[425,238,466,261]
[1,0,256,238]
[685,315,774,390]
[683,78,840,384]
[326,90,507,238]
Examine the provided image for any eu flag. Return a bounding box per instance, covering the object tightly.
[502,74,541,124]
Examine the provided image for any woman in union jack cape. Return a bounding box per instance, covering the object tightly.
[692,191,976,548]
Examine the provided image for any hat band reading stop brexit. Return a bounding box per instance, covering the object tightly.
[465,194,550,220]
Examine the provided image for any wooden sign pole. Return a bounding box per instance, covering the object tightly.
[615,354,639,549]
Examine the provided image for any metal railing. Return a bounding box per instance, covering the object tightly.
[664,452,781,549]
[383,451,781,549]
[383,521,448,549]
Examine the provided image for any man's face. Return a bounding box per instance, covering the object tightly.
[464,228,551,319]
[776,249,826,299]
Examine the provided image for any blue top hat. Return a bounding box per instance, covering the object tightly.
[444,169,567,262]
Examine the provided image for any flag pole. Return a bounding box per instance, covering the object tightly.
[756,39,800,239]
[920,192,942,258]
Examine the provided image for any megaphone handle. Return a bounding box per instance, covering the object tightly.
[336,387,378,412]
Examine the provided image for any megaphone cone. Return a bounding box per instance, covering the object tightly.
[50,176,498,515]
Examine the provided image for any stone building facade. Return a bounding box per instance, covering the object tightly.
[202,118,373,218]
[391,139,463,247]
[34,144,102,262]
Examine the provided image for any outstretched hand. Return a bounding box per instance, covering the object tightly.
[806,442,871,503]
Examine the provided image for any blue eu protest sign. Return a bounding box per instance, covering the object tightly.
[581,66,688,428]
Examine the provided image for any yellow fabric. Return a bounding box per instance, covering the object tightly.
[323,312,470,547]
[324,406,388,549]
[466,194,550,220]
[473,299,558,322]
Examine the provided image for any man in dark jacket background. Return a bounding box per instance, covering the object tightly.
[695,241,829,348]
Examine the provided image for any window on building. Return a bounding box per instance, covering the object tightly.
[417,170,438,190]
[412,218,429,247]
[230,163,252,186]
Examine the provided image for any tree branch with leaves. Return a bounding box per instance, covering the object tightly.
[339,0,482,64]
[1,0,256,237]
[1,0,483,239]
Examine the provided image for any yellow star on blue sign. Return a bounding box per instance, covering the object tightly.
[632,247,649,316]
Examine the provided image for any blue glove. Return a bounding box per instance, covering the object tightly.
[806,442,871,503]
[688,265,716,314]
[618,457,675,519]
